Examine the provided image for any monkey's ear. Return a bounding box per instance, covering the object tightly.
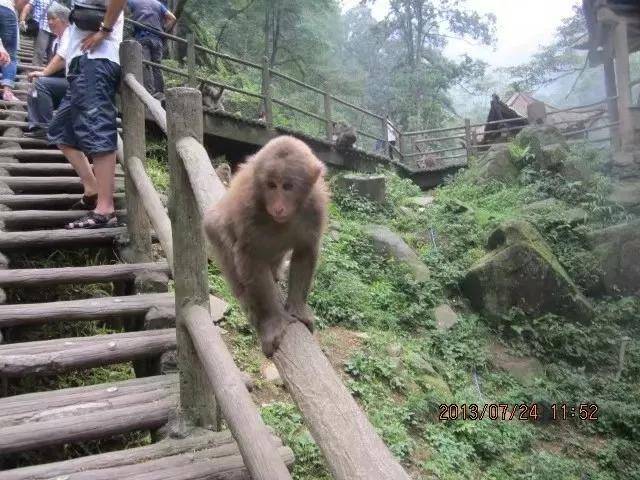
[309,160,326,185]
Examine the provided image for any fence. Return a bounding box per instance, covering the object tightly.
[119,39,410,480]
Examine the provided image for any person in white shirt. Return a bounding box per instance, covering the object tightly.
[20,0,55,66]
[386,115,397,159]
[24,2,69,138]
[48,0,127,228]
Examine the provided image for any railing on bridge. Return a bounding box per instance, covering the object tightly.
[119,39,410,480]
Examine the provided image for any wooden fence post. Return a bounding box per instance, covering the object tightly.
[261,56,273,127]
[187,33,197,88]
[464,118,472,161]
[381,116,389,156]
[613,18,634,150]
[324,83,333,141]
[120,40,152,264]
[166,87,218,430]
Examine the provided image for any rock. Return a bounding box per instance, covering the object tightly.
[522,198,588,226]
[463,220,593,322]
[474,144,519,184]
[408,196,434,207]
[365,224,430,282]
[261,361,283,386]
[386,343,402,357]
[609,180,640,212]
[352,332,370,340]
[433,304,459,332]
[515,125,567,157]
[588,220,640,296]
[539,143,568,171]
[489,342,544,384]
[337,174,386,204]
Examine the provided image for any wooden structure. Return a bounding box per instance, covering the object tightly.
[581,0,640,153]
[0,38,410,479]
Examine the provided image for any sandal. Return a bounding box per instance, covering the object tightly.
[65,211,118,230]
[70,194,98,210]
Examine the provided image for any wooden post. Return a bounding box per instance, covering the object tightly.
[397,132,404,163]
[464,118,472,161]
[324,83,333,142]
[382,116,389,156]
[261,56,273,128]
[119,40,152,264]
[166,87,217,429]
[613,18,634,150]
[187,33,197,88]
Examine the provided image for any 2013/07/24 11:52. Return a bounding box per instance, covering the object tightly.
[438,403,599,422]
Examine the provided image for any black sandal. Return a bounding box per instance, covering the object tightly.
[70,194,98,211]
[65,211,118,230]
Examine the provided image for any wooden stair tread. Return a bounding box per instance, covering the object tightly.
[0,149,65,159]
[0,226,129,249]
[0,262,170,287]
[0,193,126,210]
[0,162,125,176]
[0,328,177,376]
[0,428,293,480]
[0,176,125,193]
[0,372,177,455]
[0,292,175,328]
[0,209,128,230]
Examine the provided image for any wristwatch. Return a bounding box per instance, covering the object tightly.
[99,22,113,33]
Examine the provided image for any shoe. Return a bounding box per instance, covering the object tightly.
[2,91,19,102]
[65,211,118,229]
[70,194,98,210]
[23,128,47,139]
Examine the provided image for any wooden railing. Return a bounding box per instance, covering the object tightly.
[119,39,410,480]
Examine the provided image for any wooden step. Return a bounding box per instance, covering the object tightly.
[0,429,293,480]
[0,193,126,210]
[0,149,64,160]
[0,373,177,455]
[0,292,175,329]
[0,120,28,129]
[0,226,129,249]
[0,262,170,287]
[0,136,49,147]
[0,328,177,376]
[0,209,127,230]
[0,110,27,118]
[0,100,28,108]
[0,176,125,194]
[0,162,125,176]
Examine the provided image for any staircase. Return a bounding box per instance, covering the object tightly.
[0,37,293,479]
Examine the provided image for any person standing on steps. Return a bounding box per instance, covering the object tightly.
[24,3,69,139]
[127,0,175,100]
[47,0,126,229]
[0,0,20,102]
[19,0,56,65]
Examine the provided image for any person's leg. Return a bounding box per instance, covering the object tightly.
[59,145,98,198]
[139,37,155,94]
[27,76,68,134]
[150,37,164,95]
[0,7,18,100]
[91,152,116,215]
[33,29,50,66]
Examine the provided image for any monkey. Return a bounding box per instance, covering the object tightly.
[332,121,357,150]
[200,83,226,112]
[215,163,232,187]
[203,136,329,356]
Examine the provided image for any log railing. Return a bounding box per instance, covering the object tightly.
[120,38,411,480]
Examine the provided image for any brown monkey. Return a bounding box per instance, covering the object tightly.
[203,136,329,356]
[332,122,357,150]
[200,83,226,112]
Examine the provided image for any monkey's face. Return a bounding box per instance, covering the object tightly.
[255,156,322,224]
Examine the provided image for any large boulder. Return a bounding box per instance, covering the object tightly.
[462,220,593,322]
[365,224,430,282]
[588,220,640,296]
[514,125,570,172]
[473,144,519,184]
[521,198,588,226]
[609,180,640,213]
[337,174,386,204]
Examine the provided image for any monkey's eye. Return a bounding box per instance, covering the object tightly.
[267,181,278,190]
[282,183,293,191]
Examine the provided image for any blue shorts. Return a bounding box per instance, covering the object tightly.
[48,55,121,157]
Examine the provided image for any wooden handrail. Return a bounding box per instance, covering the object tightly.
[184,305,292,480]
[272,98,327,124]
[404,123,466,136]
[561,121,620,137]
[413,132,466,144]
[124,73,167,134]
[175,136,226,217]
[127,155,174,271]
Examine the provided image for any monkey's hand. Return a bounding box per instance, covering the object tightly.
[285,302,315,333]
[258,313,297,357]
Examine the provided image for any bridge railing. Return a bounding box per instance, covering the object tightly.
[120,39,410,480]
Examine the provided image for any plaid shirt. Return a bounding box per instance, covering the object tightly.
[28,0,53,33]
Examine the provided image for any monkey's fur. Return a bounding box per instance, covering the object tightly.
[333,122,357,150]
[215,163,232,187]
[203,136,329,356]
[200,83,226,112]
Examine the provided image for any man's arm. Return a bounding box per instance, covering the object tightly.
[163,10,176,32]
[80,0,127,53]
[28,54,64,80]
[19,2,33,30]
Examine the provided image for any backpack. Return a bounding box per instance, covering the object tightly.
[70,0,110,31]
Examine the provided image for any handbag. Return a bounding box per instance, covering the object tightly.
[70,0,109,32]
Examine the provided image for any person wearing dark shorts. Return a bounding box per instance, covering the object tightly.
[127,0,175,98]
[48,0,126,229]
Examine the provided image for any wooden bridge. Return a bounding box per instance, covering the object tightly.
[0,36,411,479]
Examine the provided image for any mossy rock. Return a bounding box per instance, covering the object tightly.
[463,220,593,322]
[588,220,640,296]
[473,144,519,184]
[515,125,568,156]
[522,198,588,226]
